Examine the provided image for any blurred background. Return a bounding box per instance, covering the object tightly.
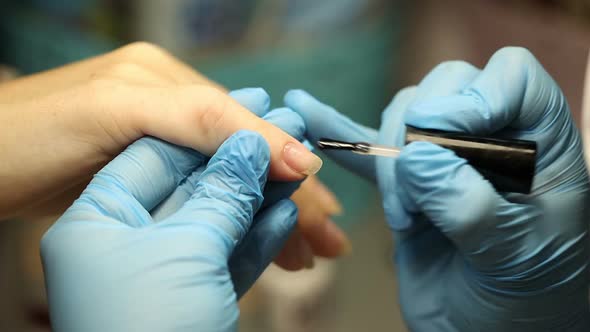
[0,0,588,331]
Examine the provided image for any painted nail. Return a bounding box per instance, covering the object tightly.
[283,142,323,176]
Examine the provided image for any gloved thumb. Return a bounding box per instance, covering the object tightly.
[394,141,533,271]
[165,130,270,258]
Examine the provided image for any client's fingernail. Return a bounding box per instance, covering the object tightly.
[283,142,323,175]
[302,245,315,269]
[297,236,315,269]
[324,220,352,256]
[316,182,343,216]
[341,239,353,256]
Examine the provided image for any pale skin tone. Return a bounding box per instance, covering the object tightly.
[0,42,351,270]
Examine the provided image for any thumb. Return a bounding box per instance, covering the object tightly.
[394,142,533,271]
[229,199,298,298]
[166,130,270,257]
[229,87,271,117]
[284,89,378,181]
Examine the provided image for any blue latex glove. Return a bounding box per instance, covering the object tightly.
[41,88,307,332]
[285,47,590,331]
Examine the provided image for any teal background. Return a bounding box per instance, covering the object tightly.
[0,2,403,226]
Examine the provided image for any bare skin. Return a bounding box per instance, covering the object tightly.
[0,42,351,270]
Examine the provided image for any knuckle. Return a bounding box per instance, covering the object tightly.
[383,86,417,119]
[431,60,476,75]
[264,107,304,128]
[192,86,230,136]
[40,228,57,254]
[395,86,417,100]
[441,166,496,221]
[434,60,476,74]
[116,41,171,62]
[394,153,412,179]
[441,203,479,229]
[494,46,535,67]
[251,87,270,101]
[40,221,81,258]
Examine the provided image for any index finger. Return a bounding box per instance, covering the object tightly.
[106,84,323,181]
[71,137,206,227]
[284,89,378,181]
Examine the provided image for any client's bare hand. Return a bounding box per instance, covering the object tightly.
[0,42,351,268]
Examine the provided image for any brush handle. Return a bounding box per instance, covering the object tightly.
[405,126,537,194]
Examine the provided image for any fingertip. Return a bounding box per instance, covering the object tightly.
[404,96,479,132]
[262,107,306,141]
[301,219,352,258]
[404,99,434,127]
[379,86,417,147]
[387,86,418,108]
[400,140,445,154]
[284,89,331,117]
[427,60,479,76]
[394,141,462,213]
[253,199,298,241]
[387,213,412,231]
[490,46,536,68]
[272,230,308,271]
[417,60,479,91]
[174,131,272,239]
[261,180,302,210]
[284,89,380,180]
[263,107,303,118]
[382,191,413,230]
[229,87,271,117]
[395,141,499,231]
[309,178,343,216]
[217,130,271,182]
[396,141,461,182]
[267,141,323,181]
[381,86,417,123]
[477,47,533,95]
[275,198,299,225]
[229,199,299,298]
[284,89,314,106]
[284,89,378,142]
[226,129,270,156]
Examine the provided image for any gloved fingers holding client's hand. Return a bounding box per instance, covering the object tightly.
[42,129,295,332]
[41,85,330,331]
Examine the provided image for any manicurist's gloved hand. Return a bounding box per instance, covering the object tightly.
[229,89,350,271]
[285,47,590,331]
[41,130,297,332]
